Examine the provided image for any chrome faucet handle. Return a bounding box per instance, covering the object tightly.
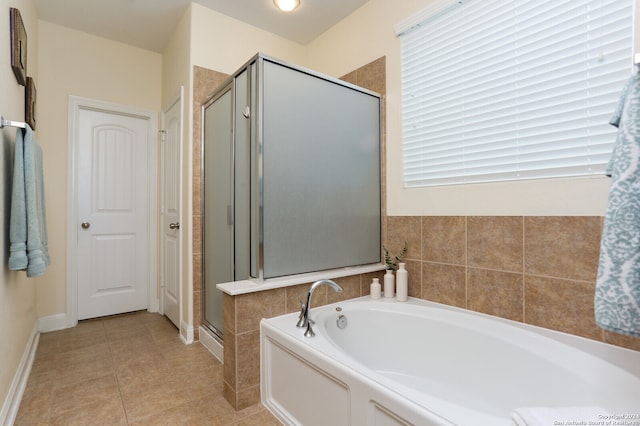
[298,279,342,336]
[296,300,306,328]
[304,321,315,337]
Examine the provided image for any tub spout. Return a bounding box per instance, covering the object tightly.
[297,279,343,337]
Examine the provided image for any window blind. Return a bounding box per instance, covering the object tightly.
[400,0,633,187]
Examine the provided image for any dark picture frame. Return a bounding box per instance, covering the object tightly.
[10,8,27,86]
[25,77,36,129]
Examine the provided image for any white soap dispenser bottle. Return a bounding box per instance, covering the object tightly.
[370,277,381,299]
[396,263,408,302]
[384,269,395,298]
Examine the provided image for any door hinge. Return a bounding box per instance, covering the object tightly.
[159,129,166,141]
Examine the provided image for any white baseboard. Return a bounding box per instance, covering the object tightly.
[198,326,223,363]
[38,313,68,333]
[180,320,194,344]
[0,322,39,426]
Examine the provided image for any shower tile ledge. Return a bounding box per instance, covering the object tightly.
[217,264,386,296]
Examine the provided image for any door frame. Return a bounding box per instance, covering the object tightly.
[160,87,184,326]
[66,96,159,328]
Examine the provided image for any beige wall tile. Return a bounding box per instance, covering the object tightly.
[235,288,286,334]
[356,56,386,95]
[340,56,386,95]
[236,331,261,390]
[603,331,640,352]
[387,216,421,262]
[467,268,523,321]
[285,283,312,314]
[192,177,201,216]
[193,290,202,340]
[340,70,357,85]
[192,215,202,256]
[328,275,361,304]
[422,216,466,265]
[236,385,261,411]
[193,253,202,292]
[223,329,236,390]
[421,262,466,308]
[468,216,523,272]
[525,217,602,281]
[223,382,237,411]
[223,293,236,335]
[404,259,421,298]
[524,275,602,341]
[194,65,229,103]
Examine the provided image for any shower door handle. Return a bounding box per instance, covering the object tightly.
[227,205,233,225]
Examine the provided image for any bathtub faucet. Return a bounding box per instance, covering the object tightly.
[296,279,343,337]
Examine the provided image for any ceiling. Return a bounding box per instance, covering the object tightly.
[34,0,370,52]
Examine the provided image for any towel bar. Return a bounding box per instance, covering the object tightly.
[0,116,27,129]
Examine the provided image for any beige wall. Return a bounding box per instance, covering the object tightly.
[35,21,162,319]
[307,0,638,216]
[0,0,38,414]
[190,3,306,76]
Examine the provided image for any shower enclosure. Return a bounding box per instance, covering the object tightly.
[202,54,381,339]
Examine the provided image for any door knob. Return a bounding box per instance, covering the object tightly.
[169,222,180,230]
[81,222,90,229]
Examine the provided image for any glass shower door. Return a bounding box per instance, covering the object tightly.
[202,86,233,337]
[202,68,252,339]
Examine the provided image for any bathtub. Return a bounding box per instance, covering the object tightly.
[260,296,640,425]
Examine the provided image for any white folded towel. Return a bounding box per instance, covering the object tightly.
[511,407,611,426]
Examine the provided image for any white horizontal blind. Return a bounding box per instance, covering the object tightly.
[401,0,633,187]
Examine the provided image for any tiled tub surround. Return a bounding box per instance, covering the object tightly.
[385,215,640,352]
[222,272,387,410]
[223,215,640,411]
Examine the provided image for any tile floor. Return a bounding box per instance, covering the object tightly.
[15,311,282,425]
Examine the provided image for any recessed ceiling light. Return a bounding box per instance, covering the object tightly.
[273,0,300,12]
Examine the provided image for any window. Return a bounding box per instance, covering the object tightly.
[398,0,633,187]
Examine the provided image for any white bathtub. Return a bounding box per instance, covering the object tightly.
[260,296,640,425]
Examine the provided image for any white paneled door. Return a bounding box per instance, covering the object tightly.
[77,108,149,320]
[161,92,182,329]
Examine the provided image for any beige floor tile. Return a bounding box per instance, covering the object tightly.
[50,374,120,416]
[50,396,127,426]
[16,312,281,425]
[13,380,53,425]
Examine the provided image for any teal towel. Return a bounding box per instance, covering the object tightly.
[8,125,50,277]
[595,70,640,337]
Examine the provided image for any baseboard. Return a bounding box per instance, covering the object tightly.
[0,322,39,426]
[199,326,223,363]
[38,313,68,333]
[180,320,194,345]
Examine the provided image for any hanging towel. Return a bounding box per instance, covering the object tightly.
[8,125,50,277]
[510,407,611,426]
[595,70,640,337]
